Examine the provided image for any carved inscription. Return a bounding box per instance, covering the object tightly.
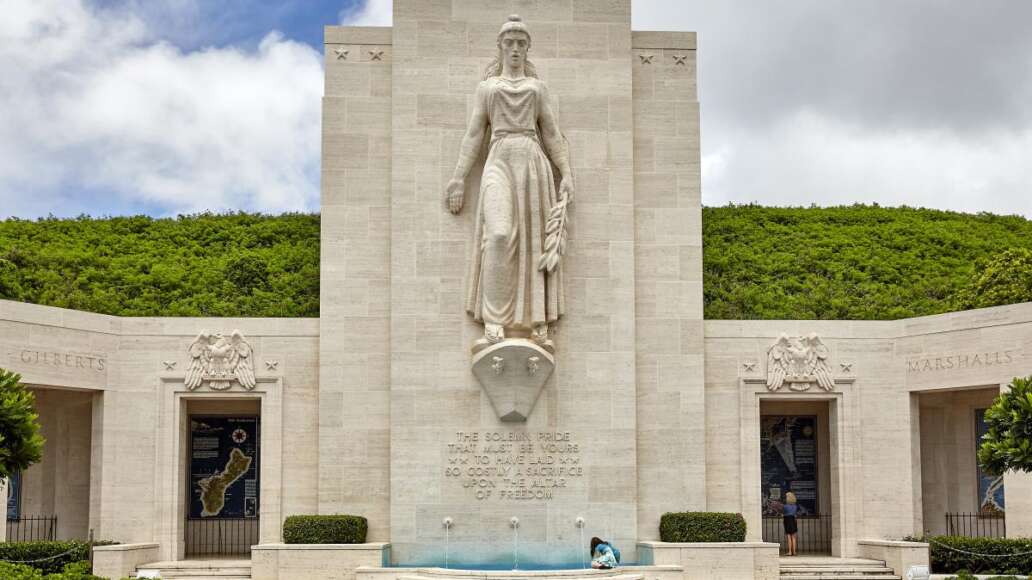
[907,350,1016,373]
[445,431,583,501]
[16,349,106,372]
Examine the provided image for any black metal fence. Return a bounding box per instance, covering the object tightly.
[185,518,259,557]
[945,512,1006,538]
[762,514,832,554]
[6,515,58,542]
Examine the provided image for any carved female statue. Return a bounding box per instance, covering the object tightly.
[445,15,573,350]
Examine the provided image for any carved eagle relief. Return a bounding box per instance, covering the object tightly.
[185,330,256,391]
[766,333,834,392]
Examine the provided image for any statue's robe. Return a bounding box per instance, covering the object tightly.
[465,76,564,330]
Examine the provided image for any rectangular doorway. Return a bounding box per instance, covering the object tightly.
[185,412,260,557]
[917,387,1005,537]
[760,401,833,554]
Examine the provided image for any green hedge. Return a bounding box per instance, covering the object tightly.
[0,542,94,575]
[923,535,1032,575]
[283,515,368,544]
[0,560,104,580]
[659,512,746,543]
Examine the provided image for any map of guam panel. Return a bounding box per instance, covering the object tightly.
[760,415,819,516]
[189,416,260,519]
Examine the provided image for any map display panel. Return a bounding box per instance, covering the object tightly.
[189,416,260,519]
[760,415,819,516]
[975,408,1005,512]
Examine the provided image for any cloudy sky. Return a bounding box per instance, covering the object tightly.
[3,0,1031,218]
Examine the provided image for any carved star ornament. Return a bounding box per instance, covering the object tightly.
[185,329,257,391]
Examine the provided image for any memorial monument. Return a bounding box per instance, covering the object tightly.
[3,1,1032,579]
[447,15,569,421]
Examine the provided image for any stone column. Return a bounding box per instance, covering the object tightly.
[389,0,639,565]
[632,31,706,537]
[318,25,393,541]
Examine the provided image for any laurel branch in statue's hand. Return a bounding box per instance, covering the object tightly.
[446,178,465,214]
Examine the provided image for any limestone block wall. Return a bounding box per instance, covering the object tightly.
[703,321,897,555]
[0,300,320,554]
[631,30,705,539]
[703,304,1032,553]
[386,0,639,565]
[319,25,393,540]
[17,389,94,540]
[120,316,319,559]
[918,388,999,535]
[898,302,1032,537]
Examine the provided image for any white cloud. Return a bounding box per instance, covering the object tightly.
[0,0,323,217]
[703,111,1032,217]
[339,0,392,27]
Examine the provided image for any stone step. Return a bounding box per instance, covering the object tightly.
[780,565,895,569]
[779,557,900,580]
[136,573,252,577]
[780,573,895,577]
[134,560,252,579]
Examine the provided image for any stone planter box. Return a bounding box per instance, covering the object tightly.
[638,541,780,580]
[251,542,391,580]
[92,543,160,580]
[857,539,929,578]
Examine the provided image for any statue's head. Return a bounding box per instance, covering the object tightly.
[485,15,537,79]
[497,15,531,65]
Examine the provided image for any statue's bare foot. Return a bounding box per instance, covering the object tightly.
[485,323,505,344]
[531,324,555,353]
[531,324,548,343]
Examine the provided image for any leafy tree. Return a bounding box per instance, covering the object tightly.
[3,206,1032,320]
[977,375,1032,475]
[0,368,44,480]
[703,204,1032,319]
[953,248,1032,311]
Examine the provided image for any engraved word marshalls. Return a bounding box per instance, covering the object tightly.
[445,431,583,500]
[907,350,1016,373]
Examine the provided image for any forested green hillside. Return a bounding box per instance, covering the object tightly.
[702,205,1032,319]
[1,205,1031,320]
[0,213,319,317]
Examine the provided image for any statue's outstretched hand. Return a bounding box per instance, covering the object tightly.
[446,177,465,214]
[559,177,574,205]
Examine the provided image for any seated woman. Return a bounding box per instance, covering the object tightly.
[590,537,620,569]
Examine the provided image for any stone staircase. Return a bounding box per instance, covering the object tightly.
[133,559,252,580]
[778,557,901,580]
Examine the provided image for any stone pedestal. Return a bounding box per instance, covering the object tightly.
[472,340,554,422]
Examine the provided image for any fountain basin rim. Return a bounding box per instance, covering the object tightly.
[358,565,682,577]
[255,542,391,550]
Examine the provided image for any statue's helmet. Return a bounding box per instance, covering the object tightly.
[498,14,531,43]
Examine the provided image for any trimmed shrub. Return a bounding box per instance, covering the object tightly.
[44,561,106,580]
[0,542,93,575]
[0,560,104,580]
[0,561,42,580]
[659,512,746,543]
[921,535,1032,575]
[283,515,368,544]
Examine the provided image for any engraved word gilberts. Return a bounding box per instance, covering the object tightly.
[185,330,256,391]
[17,349,106,372]
[445,431,583,501]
